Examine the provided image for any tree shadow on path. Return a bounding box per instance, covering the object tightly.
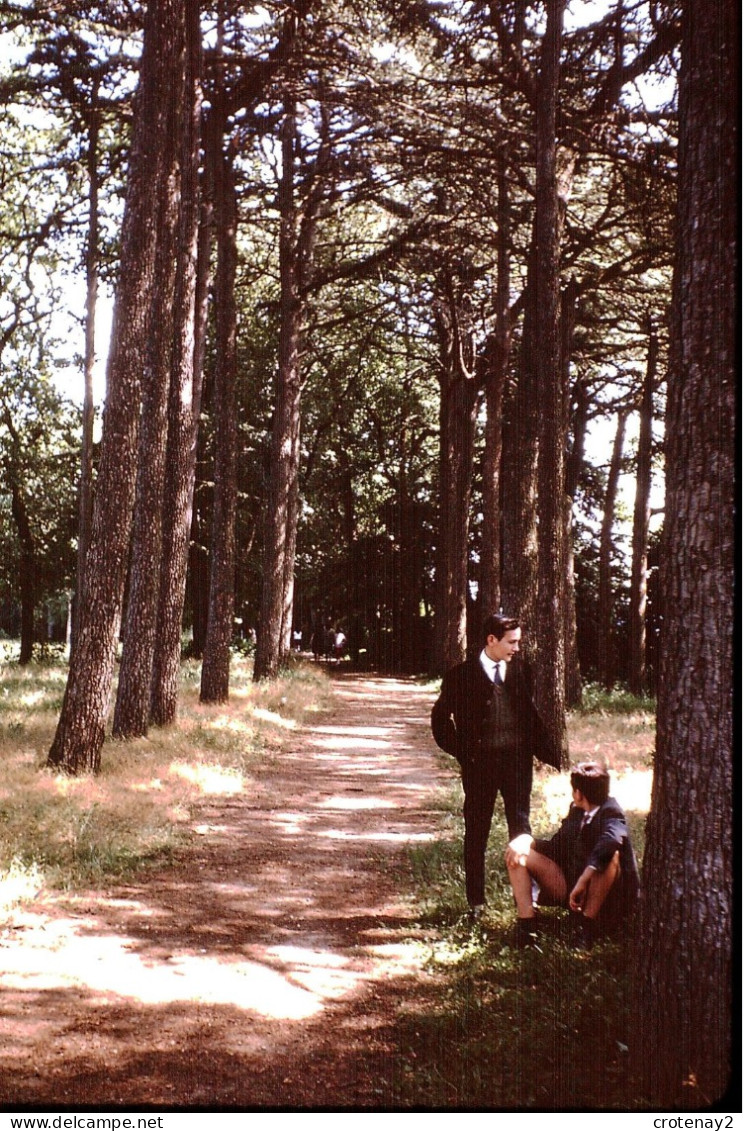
[1,675,455,1110]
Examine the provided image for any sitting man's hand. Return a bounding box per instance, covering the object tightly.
[569,867,594,912]
[505,833,534,869]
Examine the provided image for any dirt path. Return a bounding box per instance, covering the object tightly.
[1,675,453,1110]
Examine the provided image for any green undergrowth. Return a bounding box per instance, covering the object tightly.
[391,695,655,1110]
[578,682,656,716]
[0,651,331,908]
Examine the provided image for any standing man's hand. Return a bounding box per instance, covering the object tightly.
[505,833,534,868]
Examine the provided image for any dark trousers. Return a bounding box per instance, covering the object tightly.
[461,747,532,907]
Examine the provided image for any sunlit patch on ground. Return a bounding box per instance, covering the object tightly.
[612,767,653,814]
[0,860,43,912]
[249,707,297,729]
[318,795,396,810]
[168,762,245,795]
[0,913,332,1019]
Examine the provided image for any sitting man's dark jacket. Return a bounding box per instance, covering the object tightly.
[535,794,640,924]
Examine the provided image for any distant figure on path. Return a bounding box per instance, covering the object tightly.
[504,761,640,949]
[333,628,347,663]
[431,614,561,922]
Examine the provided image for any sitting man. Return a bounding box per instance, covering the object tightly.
[505,761,639,949]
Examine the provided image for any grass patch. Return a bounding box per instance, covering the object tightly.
[391,698,655,1110]
[0,650,331,906]
[578,682,656,716]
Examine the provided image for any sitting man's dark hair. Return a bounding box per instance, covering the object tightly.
[482,613,520,642]
[570,761,611,806]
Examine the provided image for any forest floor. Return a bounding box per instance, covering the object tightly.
[0,673,456,1111]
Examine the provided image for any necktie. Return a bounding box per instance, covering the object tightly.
[493,663,502,686]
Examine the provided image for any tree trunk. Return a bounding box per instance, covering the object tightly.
[479,160,511,619]
[432,275,479,674]
[72,89,99,660]
[628,320,658,697]
[150,3,205,726]
[561,285,582,708]
[1,406,36,665]
[500,266,539,639]
[254,106,303,681]
[113,55,185,738]
[597,409,628,690]
[200,138,238,703]
[48,0,188,774]
[533,0,568,762]
[633,0,735,1107]
[9,476,35,665]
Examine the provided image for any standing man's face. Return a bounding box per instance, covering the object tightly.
[484,627,521,663]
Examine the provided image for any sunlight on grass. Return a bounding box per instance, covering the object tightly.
[168,761,245,795]
[0,859,43,912]
[0,651,332,909]
[249,706,298,729]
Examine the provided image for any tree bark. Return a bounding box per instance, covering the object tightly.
[150,2,205,726]
[254,104,303,681]
[8,473,35,665]
[628,320,658,697]
[113,54,185,738]
[478,160,512,619]
[633,0,735,1106]
[200,137,238,703]
[72,86,100,660]
[597,408,628,690]
[47,0,187,774]
[432,274,479,674]
[533,0,568,762]
[561,282,582,707]
[1,405,36,664]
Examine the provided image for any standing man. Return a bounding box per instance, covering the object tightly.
[431,613,561,920]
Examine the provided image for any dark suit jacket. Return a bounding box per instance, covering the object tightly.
[430,654,561,771]
[535,796,640,915]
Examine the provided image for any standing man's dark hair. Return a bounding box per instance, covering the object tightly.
[431,612,560,922]
[482,614,520,643]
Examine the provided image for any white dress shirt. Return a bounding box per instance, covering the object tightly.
[479,650,505,684]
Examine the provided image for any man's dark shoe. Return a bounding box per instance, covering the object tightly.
[467,904,486,925]
[515,916,541,949]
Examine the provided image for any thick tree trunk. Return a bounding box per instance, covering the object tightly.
[634,0,735,1106]
[48,0,187,774]
[479,162,511,619]
[432,276,479,674]
[254,107,303,682]
[113,73,184,738]
[500,275,539,638]
[150,5,205,726]
[628,322,658,697]
[533,0,568,762]
[200,140,238,703]
[597,409,628,690]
